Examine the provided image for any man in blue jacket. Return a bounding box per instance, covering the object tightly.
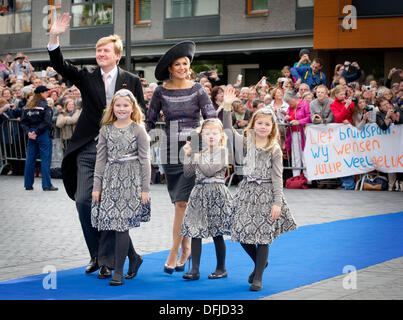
[291,58,327,90]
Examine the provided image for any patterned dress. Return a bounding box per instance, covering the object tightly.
[91,122,151,232]
[230,144,297,244]
[180,147,233,238]
[222,110,297,245]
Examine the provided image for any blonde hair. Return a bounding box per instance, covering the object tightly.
[316,84,329,94]
[96,34,123,64]
[270,87,283,100]
[63,98,75,113]
[244,109,279,152]
[231,99,244,112]
[101,89,144,126]
[333,84,346,96]
[197,118,227,148]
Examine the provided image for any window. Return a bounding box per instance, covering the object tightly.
[71,0,113,28]
[297,0,314,8]
[47,0,62,32]
[165,0,219,19]
[0,0,31,34]
[246,0,268,15]
[135,0,151,25]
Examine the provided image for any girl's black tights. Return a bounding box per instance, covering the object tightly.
[190,236,226,274]
[114,231,138,276]
[240,243,269,283]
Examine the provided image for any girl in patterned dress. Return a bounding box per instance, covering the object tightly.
[91,89,151,286]
[223,88,297,291]
[180,118,233,281]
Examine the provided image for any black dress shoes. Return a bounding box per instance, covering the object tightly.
[97,265,112,279]
[43,186,58,191]
[25,187,33,190]
[125,255,143,279]
[85,257,99,274]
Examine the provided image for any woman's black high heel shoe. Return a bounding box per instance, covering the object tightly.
[164,264,175,274]
[175,255,191,272]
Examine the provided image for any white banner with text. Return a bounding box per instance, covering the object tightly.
[304,123,403,180]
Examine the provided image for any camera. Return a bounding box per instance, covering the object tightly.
[364,105,373,112]
[196,71,210,78]
[365,85,371,90]
[347,82,356,89]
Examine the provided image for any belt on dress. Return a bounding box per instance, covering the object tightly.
[246,176,272,184]
[108,153,138,164]
[196,177,226,185]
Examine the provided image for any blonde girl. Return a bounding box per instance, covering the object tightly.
[91,89,151,286]
[179,118,233,281]
[223,88,297,291]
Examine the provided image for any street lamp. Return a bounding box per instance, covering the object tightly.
[125,0,131,71]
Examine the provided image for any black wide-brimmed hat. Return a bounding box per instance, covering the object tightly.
[154,41,196,81]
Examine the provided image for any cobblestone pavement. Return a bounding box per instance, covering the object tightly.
[1,176,402,299]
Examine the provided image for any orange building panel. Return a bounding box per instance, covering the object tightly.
[314,0,403,49]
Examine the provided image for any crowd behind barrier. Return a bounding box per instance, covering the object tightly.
[1,50,403,191]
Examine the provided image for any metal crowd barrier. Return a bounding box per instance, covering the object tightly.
[1,118,311,186]
[0,119,27,174]
[226,122,307,186]
[149,121,309,187]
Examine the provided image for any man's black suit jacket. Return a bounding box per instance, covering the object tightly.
[48,46,145,200]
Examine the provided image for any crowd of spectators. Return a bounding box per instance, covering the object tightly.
[0,52,81,175]
[1,49,402,190]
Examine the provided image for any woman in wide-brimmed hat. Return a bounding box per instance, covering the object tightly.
[146,41,217,274]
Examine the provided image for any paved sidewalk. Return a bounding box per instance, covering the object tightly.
[0,175,402,299]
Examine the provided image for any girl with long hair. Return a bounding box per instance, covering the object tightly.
[91,89,151,286]
[223,88,297,291]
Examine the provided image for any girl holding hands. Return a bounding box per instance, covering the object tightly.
[180,118,233,280]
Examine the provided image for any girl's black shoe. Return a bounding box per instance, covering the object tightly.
[248,261,268,284]
[183,272,200,280]
[125,255,143,279]
[110,272,124,286]
[250,280,262,291]
[208,270,227,279]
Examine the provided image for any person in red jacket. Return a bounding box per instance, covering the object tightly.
[330,85,354,124]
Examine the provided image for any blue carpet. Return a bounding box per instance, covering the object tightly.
[1,212,403,300]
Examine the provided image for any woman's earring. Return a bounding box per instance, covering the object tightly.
[169,72,172,80]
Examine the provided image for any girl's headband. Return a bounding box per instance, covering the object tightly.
[254,107,277,122]
[114,89,137,103]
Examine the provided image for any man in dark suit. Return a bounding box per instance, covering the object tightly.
[47,13,145,278]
